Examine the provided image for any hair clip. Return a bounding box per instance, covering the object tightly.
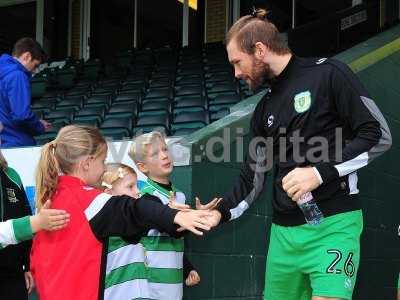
[117,167,125,179]
[101,181,113,189]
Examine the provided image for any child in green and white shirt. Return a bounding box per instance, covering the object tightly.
[101,162,200,300]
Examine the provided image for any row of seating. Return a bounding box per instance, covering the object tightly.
[31,43,249,144]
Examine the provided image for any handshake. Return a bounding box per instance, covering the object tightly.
[169,194,222,236]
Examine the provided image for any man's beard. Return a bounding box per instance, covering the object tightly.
[247,58,273,91]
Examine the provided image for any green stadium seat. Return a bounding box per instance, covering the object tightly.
[207,82,238,94]
[175,85,203,97]
[31,99,57,113]
[174,96,207,113]
[76,106,105,117]
[72,116,100,127]
[57,67,76,89]
[149,79,172,89]
[100,128,130,140]
[114,93,141,104]
[172,111,209,129]
[175,75,202,87]
[172,127,201,136]
[56,98,83,111]
[45,109,75,123]
[108,102,138,117]
[100,117,133,139]
[208,93,241,105]
[31,76,48,99]
[85,95,111,107]
[136,113,170,134]
[144,88,172,100]
[65,89,89,97]
[142,100,171,113]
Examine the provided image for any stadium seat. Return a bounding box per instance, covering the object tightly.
[72,117,100,127]
[172,111,209,129]
[175,74,202,87]
[31,76,48,99]
[175,85,203,97]
[100,117,133,139]
[120,83,144,93]
[205,73,235,85]
[41,91,60,99]
[31,99,57,113]
[45,109,75,123]
[148,78,172,89]
[114,93,141,104]
[174,96,207,113]
[208,93,241,105]
[135,113,170,135]
[108,102,138,117]
[65,89,89,97]
[74,107,105,125]
[207,82,238,94]
[57,67,76,89]
[85,95,111,108]
[144,87,172,100]
[142,100,171,113]
[82,59,101,80]
[56,98,83,111]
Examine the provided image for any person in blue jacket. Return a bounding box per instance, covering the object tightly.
[0,37,51,148]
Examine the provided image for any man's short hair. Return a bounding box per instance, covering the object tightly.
[12,37,47,62]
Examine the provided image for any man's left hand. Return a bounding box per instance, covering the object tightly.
[40,119,52,131]
[282,167,321,201]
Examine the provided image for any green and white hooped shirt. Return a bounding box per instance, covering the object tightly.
[104,179,186,300]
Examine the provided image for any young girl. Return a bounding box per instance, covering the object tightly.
[101,163,200,299]
[30,125,213,300]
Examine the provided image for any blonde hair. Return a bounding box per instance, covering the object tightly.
[128,131,166,162]
[226,8,291,55]
[101,163,136,190]
[35,125,107,209]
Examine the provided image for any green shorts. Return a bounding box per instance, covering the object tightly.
[264,210,363,300]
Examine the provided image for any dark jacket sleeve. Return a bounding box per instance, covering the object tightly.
[85,193,179,241]
[19,184,32,271]
[216,99,270,223]
[315,60,392,184]
[5,71,44,135]
[183,254,195,279]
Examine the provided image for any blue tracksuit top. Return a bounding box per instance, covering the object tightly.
[0,54,44,148]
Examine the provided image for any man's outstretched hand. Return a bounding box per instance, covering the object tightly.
[195,197,222,210]
[195,197,222,227]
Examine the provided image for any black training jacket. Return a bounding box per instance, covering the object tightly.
[217,56,392,226]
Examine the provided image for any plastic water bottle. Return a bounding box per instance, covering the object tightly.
[297,192,324,225]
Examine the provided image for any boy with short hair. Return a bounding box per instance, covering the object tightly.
[128,131,196,300]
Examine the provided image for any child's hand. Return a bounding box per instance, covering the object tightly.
[203,209,222,227]
[30,200,71,233]
[185,270,200,286]
[174,210,213,235]
[168,192,191,211]
[195,197,222,210]
[24,271,34,294]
